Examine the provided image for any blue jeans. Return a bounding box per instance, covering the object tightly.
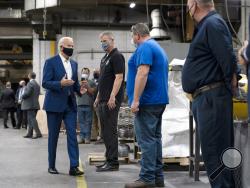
[135,104,166,183]
[78,105,93,140]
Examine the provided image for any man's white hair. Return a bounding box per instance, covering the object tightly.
[58,37,73,52]
[19,80,25,85]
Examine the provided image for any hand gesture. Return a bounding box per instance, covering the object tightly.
[60,74,75,87]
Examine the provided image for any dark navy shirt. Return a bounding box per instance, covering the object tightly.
[182,11,237,93]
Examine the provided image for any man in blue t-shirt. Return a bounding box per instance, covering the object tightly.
[125,23,169,188]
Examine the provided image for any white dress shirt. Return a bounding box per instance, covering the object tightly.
[18,87,25,103]
[59,53,72,79]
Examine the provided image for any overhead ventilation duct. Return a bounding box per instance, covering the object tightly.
[150,9,170,40]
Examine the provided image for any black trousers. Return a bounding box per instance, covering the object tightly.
[192,86,235,188]
[16,104,27,128]
[98,102,120,165]
[3,108,16,128]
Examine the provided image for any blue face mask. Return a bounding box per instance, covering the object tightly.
[101,42,109,52]
[131,38,138,48]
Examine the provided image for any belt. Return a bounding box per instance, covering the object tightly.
[192,81,225,100]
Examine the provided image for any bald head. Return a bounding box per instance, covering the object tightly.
[188,0,214,8]
[6,81,11,88]
[19,80,26,86]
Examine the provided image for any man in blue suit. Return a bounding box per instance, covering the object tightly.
[42,37,84,176]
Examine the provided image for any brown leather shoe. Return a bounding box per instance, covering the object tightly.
[124,180,155,188]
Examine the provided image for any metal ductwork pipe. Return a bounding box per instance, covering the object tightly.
[150,9,170,40]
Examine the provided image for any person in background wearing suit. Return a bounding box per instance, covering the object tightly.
[22,72,42,139]
[15,80,27,129]
[0,81,16,129]
[42,36,84,176]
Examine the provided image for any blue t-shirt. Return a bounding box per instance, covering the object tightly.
[126,39,169,106]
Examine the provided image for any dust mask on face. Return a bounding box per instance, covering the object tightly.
[131,38,138,48]
[81,73,89,81]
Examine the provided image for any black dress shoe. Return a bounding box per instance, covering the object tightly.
[32,135,42,139]
[96,163,119,172]
[48,168,59,174]
[4,126,9,129]
[155,179,165,187]
[96,161,107,168]
[23,135,32,138]
[69,167,84,176]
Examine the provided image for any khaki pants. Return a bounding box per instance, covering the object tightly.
[91,106,101,140]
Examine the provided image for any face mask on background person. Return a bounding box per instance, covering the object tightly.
[81,73,89,81]
[131,38,138,48]
[101,41,110,52]
[62,47,74,57]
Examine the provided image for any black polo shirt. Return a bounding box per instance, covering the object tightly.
[98,48,125,104]
[182,11,237,93]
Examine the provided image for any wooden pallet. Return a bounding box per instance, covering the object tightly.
[137,152,189,166]
[88,153,130,165]
[163,157,189,166]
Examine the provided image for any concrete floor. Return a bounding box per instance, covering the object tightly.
[0,126,211,188]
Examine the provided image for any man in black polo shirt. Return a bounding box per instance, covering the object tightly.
[182,0,237,187]
[94,31,125,172]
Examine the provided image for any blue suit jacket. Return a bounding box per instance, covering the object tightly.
[42,55,81,112]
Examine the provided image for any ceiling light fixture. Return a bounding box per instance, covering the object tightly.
[129,2,136,8]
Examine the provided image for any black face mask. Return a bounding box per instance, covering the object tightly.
[63,47,73,57]
[93,73,99,79]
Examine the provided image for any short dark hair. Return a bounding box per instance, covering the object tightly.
[29,72,36,79]
[81,67,90,74]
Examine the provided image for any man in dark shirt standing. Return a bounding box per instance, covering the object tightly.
[0,81,16,128]
[182,0,236,187]
[94,31,125,172]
